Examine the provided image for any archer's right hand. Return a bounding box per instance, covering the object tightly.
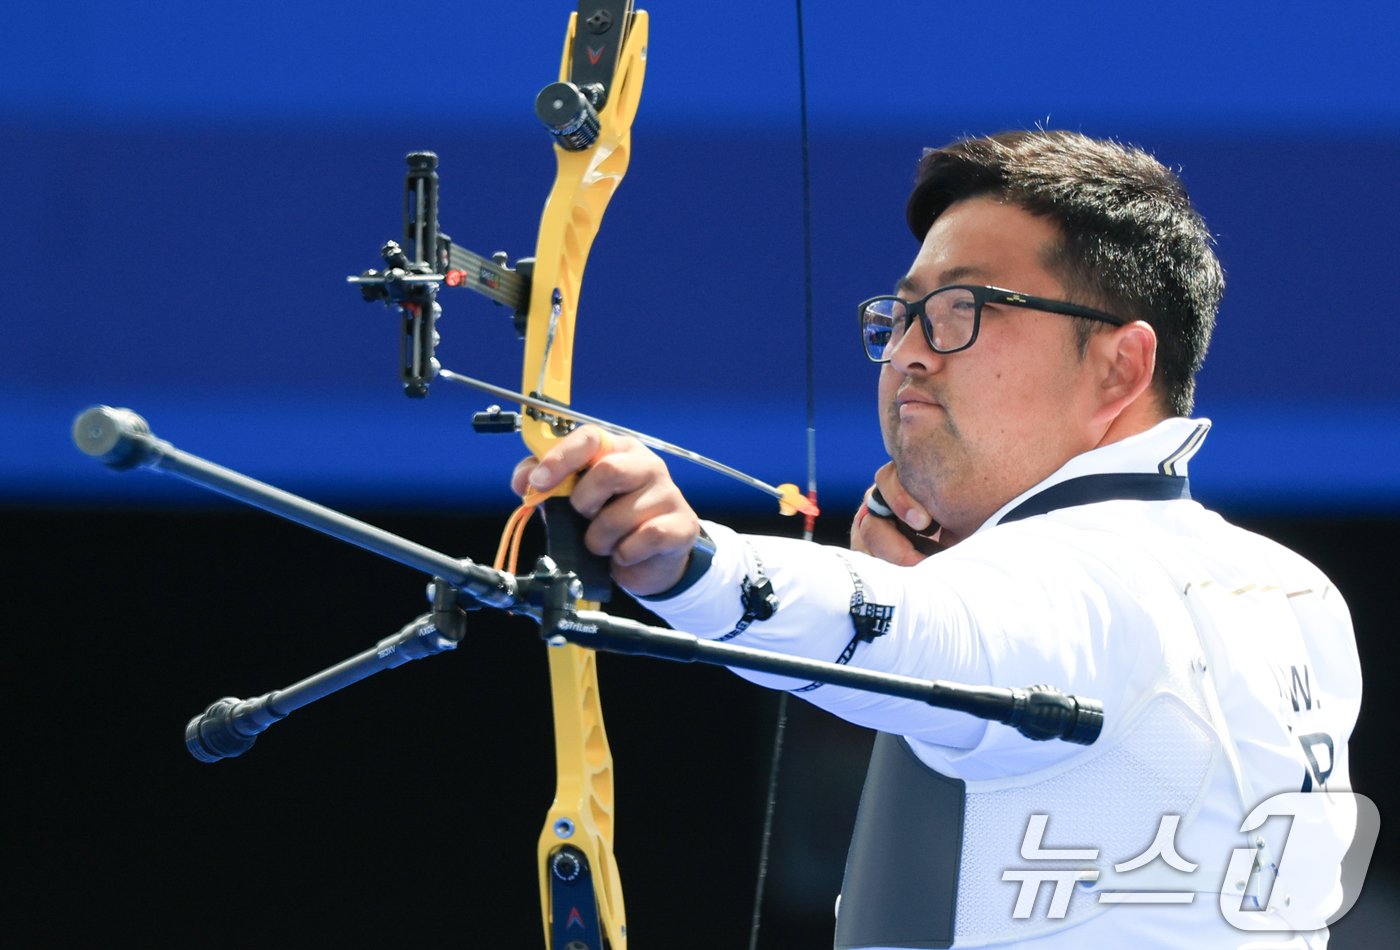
[850,461,945,565]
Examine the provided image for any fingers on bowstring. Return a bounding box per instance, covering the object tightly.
[863,483,895,519]
[872,461,931,532]
[857,517,929,567]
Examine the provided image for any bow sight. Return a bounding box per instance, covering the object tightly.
[349,0,639,417]
[349,151,535,407]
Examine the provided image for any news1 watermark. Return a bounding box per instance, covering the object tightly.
[1001,792,1380,930]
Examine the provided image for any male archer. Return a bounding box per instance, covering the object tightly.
[513,130,1362,947]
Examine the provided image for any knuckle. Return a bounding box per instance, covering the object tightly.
[628,518,669,553]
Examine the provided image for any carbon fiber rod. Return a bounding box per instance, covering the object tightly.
[71,405,515,607]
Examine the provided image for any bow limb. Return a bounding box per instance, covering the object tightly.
[520,13,646,452]
[523,7,648,949]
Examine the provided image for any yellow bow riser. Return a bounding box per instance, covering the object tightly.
[524,9,649,950]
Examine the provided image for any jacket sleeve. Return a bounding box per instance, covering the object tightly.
[639,516,1180,777]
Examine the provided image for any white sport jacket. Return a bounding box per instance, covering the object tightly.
[644,418,1362,948]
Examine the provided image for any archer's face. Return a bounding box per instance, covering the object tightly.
[877,197,1106,537]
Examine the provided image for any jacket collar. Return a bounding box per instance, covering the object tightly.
[981,418,1211,531]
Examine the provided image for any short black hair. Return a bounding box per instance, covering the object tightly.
[906,130,1223,416]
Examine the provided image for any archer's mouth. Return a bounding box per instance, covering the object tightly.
[896,389,943,418]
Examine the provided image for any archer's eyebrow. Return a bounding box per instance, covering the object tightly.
[894,265,992,296]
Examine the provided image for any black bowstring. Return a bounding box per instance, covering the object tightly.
[747,2,816,947]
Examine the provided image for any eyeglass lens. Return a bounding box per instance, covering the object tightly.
[862,287,978,360]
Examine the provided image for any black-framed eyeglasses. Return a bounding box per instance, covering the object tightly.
[859,284,1126,363]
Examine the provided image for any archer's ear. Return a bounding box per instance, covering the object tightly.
[1094,320,1157,419]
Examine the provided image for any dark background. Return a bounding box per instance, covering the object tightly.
[4,0,1397,945]
[8,507,1397,946]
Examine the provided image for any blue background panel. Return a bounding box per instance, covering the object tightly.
[6,4,1400,946]
[3,0,1399,512]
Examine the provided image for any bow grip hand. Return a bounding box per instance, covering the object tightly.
[514,426,702,597]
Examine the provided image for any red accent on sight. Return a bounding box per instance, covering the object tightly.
[586,44,605,65]
[566,907,586,929]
